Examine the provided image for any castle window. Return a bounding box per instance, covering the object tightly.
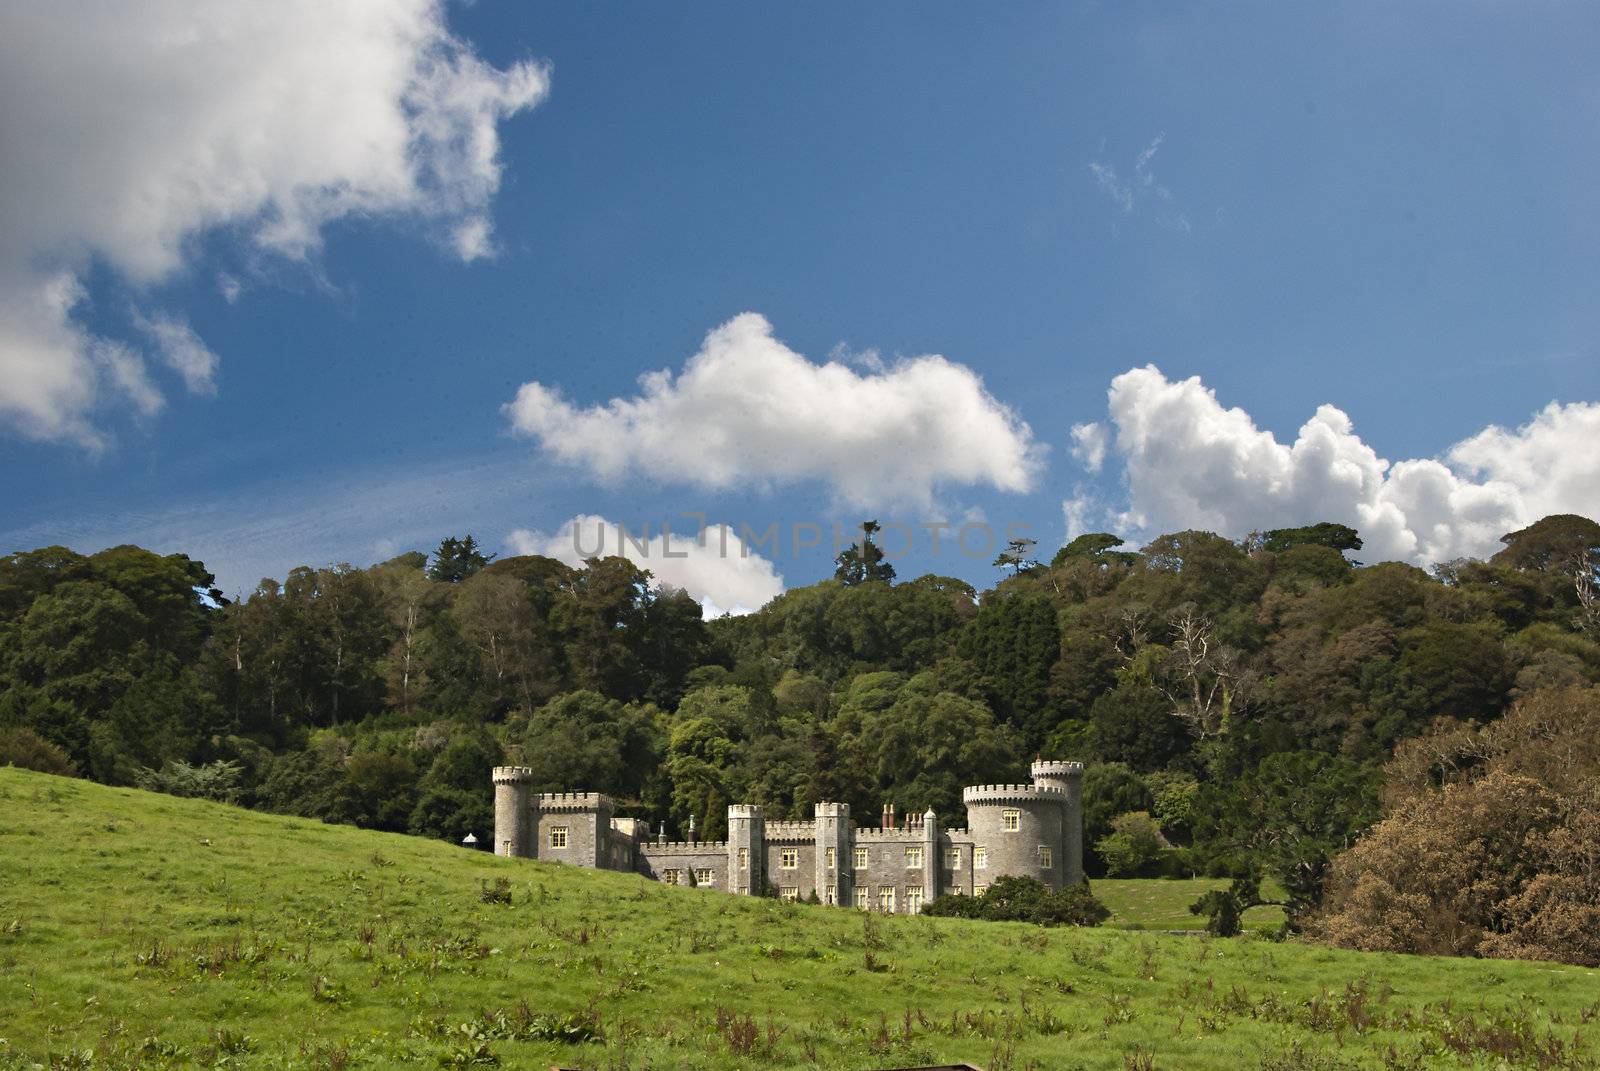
[906,887,924,914]
[780,849,799,870]
[694,868,714,886]
[1002,809,1020,832]
[738,848,749,870]
[663,869,682,885]
[974,884,988,896]
[1038,846,1053,869]
[825,847,836,869]
[974,846,988,869]
[549,826,569,849]
[854,884,869,909]
[780,886,800,902]
[945,848,961,870]
[853,847,869,869]
[500,839,512,856]
[878,886,897,913]
[824,887,836,905]
[904,846,923,869]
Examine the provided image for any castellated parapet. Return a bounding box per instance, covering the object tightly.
[490,759,1086,912]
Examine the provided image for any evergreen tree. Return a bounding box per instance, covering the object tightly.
[427,534,495,583]
[833,520,895,585]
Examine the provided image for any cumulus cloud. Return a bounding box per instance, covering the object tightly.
[1070,365,1600,566]
[1070,422,1109,474]
[507,515,786,618]
[505,313,1044,507]
[0,1,549,447]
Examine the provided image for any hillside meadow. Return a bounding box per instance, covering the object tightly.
[1,768,1596,1070]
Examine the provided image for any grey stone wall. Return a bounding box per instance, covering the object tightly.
[964,785,1067,890]
[639,843,729,889]
[727,804,763,895]
[490,759,1087,910]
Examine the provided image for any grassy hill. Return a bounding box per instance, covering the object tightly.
[1,768,1596,1070]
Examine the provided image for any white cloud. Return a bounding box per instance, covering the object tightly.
[1070,364,1600,566]
[507,515,786,618]
[1070,421,1109,474]
[135,312,219,396]
[0,1,549,447]
[505,312,1044,507]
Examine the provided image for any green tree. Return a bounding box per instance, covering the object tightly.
[1096,811,1167,876]
[993,537,1040,577]
[958,592,1061,745]
[833,520,896,586]
[1258,523,1363,555]
[1051,532,1137,569]
[427,535,496,583]
[1190,751,1379,922]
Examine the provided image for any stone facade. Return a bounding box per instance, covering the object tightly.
[490,759,1085,913]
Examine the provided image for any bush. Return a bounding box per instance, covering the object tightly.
[922,876,1109,927]
[1095,811,1168,876]
[134,759,243,803]
[0,727,77,777]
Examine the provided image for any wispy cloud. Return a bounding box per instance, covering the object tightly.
[1087,132,1191,233]
[0,451,564,598]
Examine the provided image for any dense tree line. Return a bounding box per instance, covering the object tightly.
[2,514,1597,961]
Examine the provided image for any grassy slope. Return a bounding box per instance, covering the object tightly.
[1,769,1596,1071]
[1095,879,1286,933]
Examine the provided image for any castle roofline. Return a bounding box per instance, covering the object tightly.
[491,765,534,784]
[962,783,1065,805]
[536,791,612,811]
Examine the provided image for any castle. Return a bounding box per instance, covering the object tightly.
[491,760,1084,912]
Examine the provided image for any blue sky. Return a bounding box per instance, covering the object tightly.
[2,3,1597,610]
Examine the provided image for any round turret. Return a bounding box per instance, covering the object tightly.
[492,766,535,858]
[1030,760,1083,795]
[962,784,1065,890]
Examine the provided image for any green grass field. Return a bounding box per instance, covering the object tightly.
[2,767,1596,1070]
[1095,878,1287,933]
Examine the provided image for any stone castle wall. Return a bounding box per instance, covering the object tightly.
[489,759,1084,912]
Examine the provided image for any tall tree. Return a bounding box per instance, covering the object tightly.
[427,534,495,583]
[833,520,896,586]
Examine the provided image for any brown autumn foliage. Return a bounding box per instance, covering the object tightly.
[1311,686,1600,965]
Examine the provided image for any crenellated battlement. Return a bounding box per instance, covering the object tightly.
[641,841,729,855]
[1031,760,1084,778]
[491,766,534,784]
[854,827,922,841]
[536,791,610,810]
[962,783,1064,804]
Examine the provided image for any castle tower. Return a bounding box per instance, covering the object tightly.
[727,803,764,895]
[537,792,613,868]
[963,782,1067,890]
[813,802,851,906]
[920,807,940,909]
[1031,760,1085,884]
[491,766,535,858]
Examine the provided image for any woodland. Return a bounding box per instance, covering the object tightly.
[3,515,1598,963]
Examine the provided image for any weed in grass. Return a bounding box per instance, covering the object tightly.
[478,877,512,905]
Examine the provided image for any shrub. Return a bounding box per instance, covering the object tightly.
[922,876,1109,927]
[1311,770,1600,965]
[1096,811,1168,876]
[0,727,77,777]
